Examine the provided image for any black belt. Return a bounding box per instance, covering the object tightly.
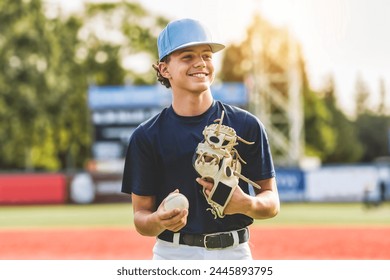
[158,228,249,249]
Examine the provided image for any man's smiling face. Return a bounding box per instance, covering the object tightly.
[159,45,215,95]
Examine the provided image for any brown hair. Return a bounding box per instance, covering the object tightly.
[152,56,171,88]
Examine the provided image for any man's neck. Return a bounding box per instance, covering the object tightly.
[171,89,213,117]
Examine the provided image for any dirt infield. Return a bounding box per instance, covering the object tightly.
[1,226,389,260]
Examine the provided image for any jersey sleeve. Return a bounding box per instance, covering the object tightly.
[121,125,159,196]
[240,113,275,181]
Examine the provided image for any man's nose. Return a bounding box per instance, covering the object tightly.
[194,57,206,68]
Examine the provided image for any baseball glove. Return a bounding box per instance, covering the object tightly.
[193,111,261,218]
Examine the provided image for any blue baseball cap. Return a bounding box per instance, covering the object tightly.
[157,18,225,61]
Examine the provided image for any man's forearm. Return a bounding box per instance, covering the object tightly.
[134,210,165,237]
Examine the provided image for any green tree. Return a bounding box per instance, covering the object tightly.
[81,2,168,85]
[355,113,390,162]
[378,78,388,115]
[0,0,168,171]
[321,76,363,162]
[354,74,371,115]
[302,86,336,160]
[353,75,390,162]
[0,0,59,169]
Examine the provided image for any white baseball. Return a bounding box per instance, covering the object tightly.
[164,193,189,211]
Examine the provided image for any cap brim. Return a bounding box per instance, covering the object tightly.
[162,42,225,60]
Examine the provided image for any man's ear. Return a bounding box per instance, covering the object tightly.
[158,63,171,79]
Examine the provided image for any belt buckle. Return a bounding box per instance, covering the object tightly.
[204,232,221,250]
[203,232,233,250]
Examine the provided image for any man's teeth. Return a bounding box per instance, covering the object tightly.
[191,73,206,78]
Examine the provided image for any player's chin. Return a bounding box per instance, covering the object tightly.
[188,76,212,84]
[189,83,212,95]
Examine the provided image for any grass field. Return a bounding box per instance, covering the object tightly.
[1,202,389,229]
[257,202,390,226]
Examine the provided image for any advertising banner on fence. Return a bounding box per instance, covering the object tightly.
[275,168,305,202]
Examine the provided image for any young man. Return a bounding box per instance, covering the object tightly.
[122,18,279,260]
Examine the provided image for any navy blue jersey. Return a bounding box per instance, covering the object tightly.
[122,100,275,235]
